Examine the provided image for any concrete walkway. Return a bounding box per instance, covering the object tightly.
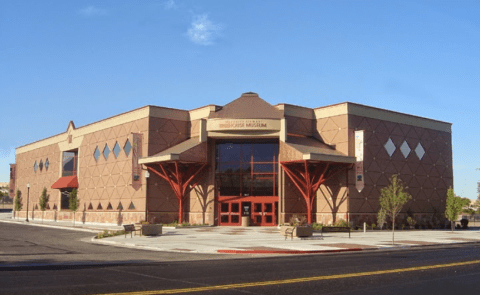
[2,213,480,255]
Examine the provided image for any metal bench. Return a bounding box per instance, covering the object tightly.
[284,227,294,240]
[321,226,351,238]
[123,224,142,238]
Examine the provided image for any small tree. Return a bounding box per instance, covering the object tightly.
[377,209,386,230]
[445,187,462,231]
[14,189,22,220]
[379,175,412,245]
[69,189,79,226]
[38,187,49,223]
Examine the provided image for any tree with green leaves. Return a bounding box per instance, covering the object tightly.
[378,174,412,245]
[14,189,22,220]
[445,187,463,231]
[38,187,49,223]
[377,209,386,230]
[69,189,79,226]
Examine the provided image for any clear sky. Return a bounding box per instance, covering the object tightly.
[1,1,479,199]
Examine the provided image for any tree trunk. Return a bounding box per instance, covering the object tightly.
[392,216,395,245]
[73,212,76,227]
[451,220,454,231]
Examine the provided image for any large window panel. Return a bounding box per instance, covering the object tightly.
[218,174,241,196]
[253,143,278,162]
[253,177,274,196]
[218,143,242,162]
[216,141,278,197]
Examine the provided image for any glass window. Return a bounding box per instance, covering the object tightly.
[103,144,110,160]
[218,174,241,196]
[231,203,240,213]
[124,139,132,157]
[93,146,101,162]
[253,177,274,196]
[218,163,242,173]
[113,142,121,158]
[39,160,43,172]
[241,174,252,196]
[216,141,278,197]
[221,203,229,213]
[218,143,242,162]
[34,161,38,172]
[61,190,72,209]
[253,143,277,161]
[62,151,78,176]
[241,144,252,162]
[45,158,49,170]
[253,164,274,173]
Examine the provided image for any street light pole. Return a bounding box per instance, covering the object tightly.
[26,183,30,222]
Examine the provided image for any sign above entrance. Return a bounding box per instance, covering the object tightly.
[207,119,281,132]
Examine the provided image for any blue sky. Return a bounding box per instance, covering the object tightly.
[1,1,479,199]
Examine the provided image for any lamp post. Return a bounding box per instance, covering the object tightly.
[26,183,30,222]
[144,170,150,222]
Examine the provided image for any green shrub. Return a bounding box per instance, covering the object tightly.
[95,229,125,239]
[311,223,324,230]
[333,219,349,227]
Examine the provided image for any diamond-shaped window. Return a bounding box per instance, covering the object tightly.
[93,146,101,162]
[384,138,396,157]
[415,143,425,160]
[400,141,411,158]
[103,144,110,160]
[39,160,44,172]
[45,158,50,170]
[124,139,132,157]
[113,142,121,158]
[34,161,38,172]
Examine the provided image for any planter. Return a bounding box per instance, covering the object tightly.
[280,225,313,238]
[294,225,313,237]
[141,224,162,236]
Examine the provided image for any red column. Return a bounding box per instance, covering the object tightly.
[147,161,207,224]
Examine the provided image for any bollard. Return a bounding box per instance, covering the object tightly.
[364,222,366,233]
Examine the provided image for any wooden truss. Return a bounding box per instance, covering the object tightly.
[280,160,352,224]
[146,161,208,224]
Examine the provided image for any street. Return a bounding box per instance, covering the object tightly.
[1,222,480,294]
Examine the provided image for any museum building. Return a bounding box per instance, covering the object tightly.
[11,92,453,226]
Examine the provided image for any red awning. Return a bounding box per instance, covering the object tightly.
[51,176,78,189]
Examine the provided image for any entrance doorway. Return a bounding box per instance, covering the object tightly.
[218,197,278,226]
[216,141,279,226]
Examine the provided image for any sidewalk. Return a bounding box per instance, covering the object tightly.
[2,213,480,255]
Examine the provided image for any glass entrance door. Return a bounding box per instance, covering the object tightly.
[251,201,277,226]
[218,197,277,226]
[216,141,279,226]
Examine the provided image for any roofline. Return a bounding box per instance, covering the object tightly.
[315,102,452,125]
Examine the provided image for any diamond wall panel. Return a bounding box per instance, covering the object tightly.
[15,143,61,214]
[348,114,453,223]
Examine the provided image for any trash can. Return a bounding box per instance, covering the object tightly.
[241,216,249,227]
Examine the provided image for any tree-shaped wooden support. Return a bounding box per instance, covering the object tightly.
[147,161,207,224]
[280,160,351,224]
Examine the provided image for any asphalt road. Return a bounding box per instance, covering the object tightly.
[1,222,480,294]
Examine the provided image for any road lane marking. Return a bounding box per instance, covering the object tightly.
[97,259,480,295]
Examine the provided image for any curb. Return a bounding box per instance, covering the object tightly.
[0,218,109,233]
[217,248,364,254]
[89,237,202,253]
